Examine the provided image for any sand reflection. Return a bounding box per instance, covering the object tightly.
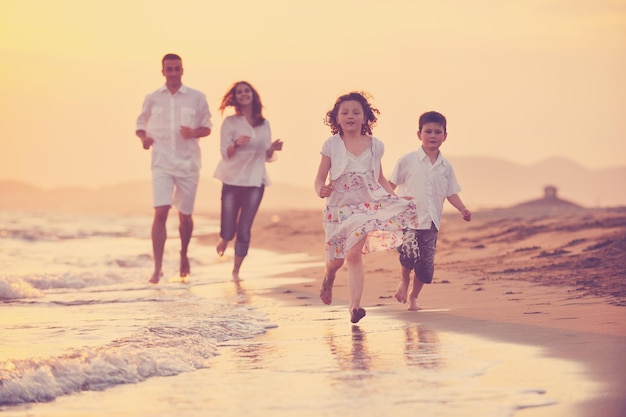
[404,324,441,369]
[229,342,278,371]
[326,325,372,375]
[232,279,250,304]
[326,322,445,380]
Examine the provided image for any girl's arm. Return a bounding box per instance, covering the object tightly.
[378,164,397,196]
[314,155,333,198]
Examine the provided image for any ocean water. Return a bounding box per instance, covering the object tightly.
[0,211,599,416]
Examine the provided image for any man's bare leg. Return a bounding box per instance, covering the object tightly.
[320,258,344,305]
[150,206,170,284]
[394,266,411,303]
[179,213,193,278]
[408,277,425,311]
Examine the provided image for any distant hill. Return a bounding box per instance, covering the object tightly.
[0,157,624,214]
[0,178,324,215]
[447,156,626,209]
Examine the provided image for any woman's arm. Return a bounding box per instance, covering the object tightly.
[266,139,283,160]
[220,118,236,159]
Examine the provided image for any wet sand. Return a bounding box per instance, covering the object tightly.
[203,207,626,416]
[12,277,603,417]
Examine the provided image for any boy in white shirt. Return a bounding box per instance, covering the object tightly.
[390,111,472,310]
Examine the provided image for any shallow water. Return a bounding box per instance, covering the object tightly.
[0,211,600,416]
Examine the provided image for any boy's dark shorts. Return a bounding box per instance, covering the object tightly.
[397,224,439,284]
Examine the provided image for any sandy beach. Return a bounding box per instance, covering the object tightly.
[199,206,626,416]
[1,206,625,416]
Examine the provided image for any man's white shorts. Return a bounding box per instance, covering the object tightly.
[152,170,199,215]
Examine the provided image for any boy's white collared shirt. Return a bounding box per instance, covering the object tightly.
[390,146,461,230]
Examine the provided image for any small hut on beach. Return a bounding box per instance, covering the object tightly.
[511,185,583,212]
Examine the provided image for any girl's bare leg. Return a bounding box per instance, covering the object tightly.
[346,237,367,323]
[320,258,344,304]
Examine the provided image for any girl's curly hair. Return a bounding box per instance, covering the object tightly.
[324,91,379,135]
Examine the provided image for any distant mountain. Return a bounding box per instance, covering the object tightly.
[0,157,624,214]
[0,178,324,215]
[447,156,626,209]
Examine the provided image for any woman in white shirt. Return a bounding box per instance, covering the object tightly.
[213,81,283,281]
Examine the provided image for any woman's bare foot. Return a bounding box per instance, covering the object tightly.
[408,298,422,311]
[232,270,241,282]
[394,279,409,303]
[180,252,190,277]
[350,307,366,323]
[320,275,335,305]
[216,238,228,256]
[149,270,163,284]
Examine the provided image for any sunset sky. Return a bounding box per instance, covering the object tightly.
[1,0,625,190]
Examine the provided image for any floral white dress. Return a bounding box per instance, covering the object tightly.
[322,136,418,260]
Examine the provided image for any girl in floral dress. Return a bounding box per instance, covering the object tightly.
[314,92,418,323]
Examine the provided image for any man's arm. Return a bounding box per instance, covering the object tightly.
[180,126,211,140]
[195,127,211,138]
[136,129,153,150]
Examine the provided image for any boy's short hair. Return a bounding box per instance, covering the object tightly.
[419,111,447,133]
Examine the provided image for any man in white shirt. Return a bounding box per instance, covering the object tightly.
[135,53,212,283]
[390,111,471,310]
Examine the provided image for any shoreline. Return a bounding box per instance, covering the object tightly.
[198,207,626,416]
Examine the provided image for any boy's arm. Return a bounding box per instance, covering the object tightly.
[447,194,472,221]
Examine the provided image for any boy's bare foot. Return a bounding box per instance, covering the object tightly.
[216,239,227,256]
[408,298,422,311]
[320,275,335,305]
[350,307,366,323]
[149,271,163,284]
[232,271,241,282]
[395,279,409,303]
[180,252,190,277]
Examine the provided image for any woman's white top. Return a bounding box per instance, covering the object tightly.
[213,115,274,187]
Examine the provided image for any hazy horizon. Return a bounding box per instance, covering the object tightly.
[0,153,622,191]
[3,155,625,212]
